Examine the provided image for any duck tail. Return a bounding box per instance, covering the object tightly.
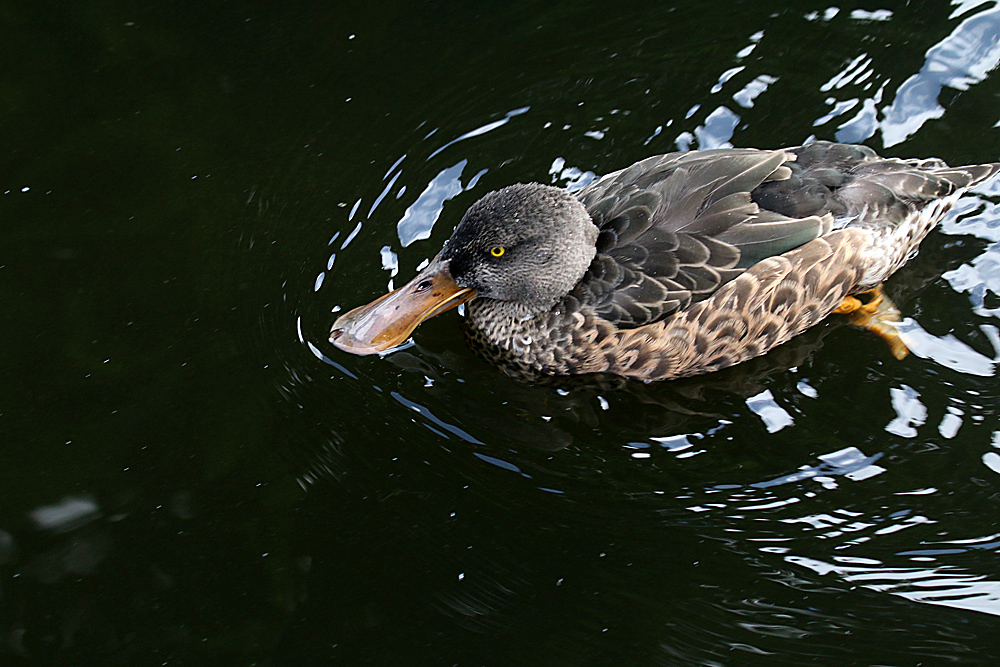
[926,163,1000,189]
[843,157,1000,290]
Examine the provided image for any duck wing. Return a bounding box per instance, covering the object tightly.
[751,142,1000,288]
[572,148,834,328]
[749,142,978,224]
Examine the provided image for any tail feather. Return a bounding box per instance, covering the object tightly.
[930,163,1000,189]
[844,161,1000,205]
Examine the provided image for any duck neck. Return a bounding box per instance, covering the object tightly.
[461,298,559,368]
[462,295,621,378]
[466,298,543,339]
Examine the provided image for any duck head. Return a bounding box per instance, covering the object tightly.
[330,183,599,355]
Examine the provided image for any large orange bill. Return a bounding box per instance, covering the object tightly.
[330,258,475,355]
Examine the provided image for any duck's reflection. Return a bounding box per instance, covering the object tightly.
[373,317,844,454]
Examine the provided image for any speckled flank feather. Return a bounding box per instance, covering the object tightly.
[597,229,870,380]
[460,143,1000,381]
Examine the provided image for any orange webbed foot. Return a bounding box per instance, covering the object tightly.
[835,285,909,360]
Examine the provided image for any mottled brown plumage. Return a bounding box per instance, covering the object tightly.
[331,142,1000,381]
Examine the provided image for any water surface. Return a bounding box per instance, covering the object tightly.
[3,1,1000,664]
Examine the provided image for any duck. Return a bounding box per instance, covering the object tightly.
[330,142,999,382]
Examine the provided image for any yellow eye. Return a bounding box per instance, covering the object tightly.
[489,246,506,257]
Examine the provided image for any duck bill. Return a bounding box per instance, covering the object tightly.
[329,258,475,355]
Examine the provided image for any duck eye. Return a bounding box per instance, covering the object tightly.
[489,246,506,258]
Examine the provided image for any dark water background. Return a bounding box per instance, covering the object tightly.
[4,1,1000,665]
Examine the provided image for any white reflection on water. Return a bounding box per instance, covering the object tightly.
[813,98,859,127]
[820,54,873,92]
[786,553,1000,617]
[710,66,744,94]
[687,446,886,516]
[804,7,840,22]
[29,496,100,533]
[833,82,886,144]
[650,433,708,459]
[896,318,997,376]
[548,157,595,191]
[885,384,927,438]
[941,193,1000,322]
[380,245,399,292]
[391,391,484,444]
[984,431,1000,473]
[745,390,794,433]
[693,106,740,150]
[880,3,1000,146]
[427,106,529,160]
[396,159,468,247]
[734,31,763,60]
[756,446,886,489]
[939,406,965,439]
[796,380,817,398]
[732,75,778,109]
[703,465,1000,618]
[369,169,402,218]
[806,3,1000,146]
[849,9,893,21]
[681,428,1000,618]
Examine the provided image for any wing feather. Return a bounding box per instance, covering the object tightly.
[572,148,829,328]
[570,142,999,329]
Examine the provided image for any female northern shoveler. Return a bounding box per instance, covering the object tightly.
[331,142,999,381]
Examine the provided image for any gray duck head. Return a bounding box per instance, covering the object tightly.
[443,183,599,310]
[330,183,599,355]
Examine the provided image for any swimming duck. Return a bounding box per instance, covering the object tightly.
[330,142,999,381]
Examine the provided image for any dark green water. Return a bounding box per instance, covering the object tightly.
[4,1,1000,664]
